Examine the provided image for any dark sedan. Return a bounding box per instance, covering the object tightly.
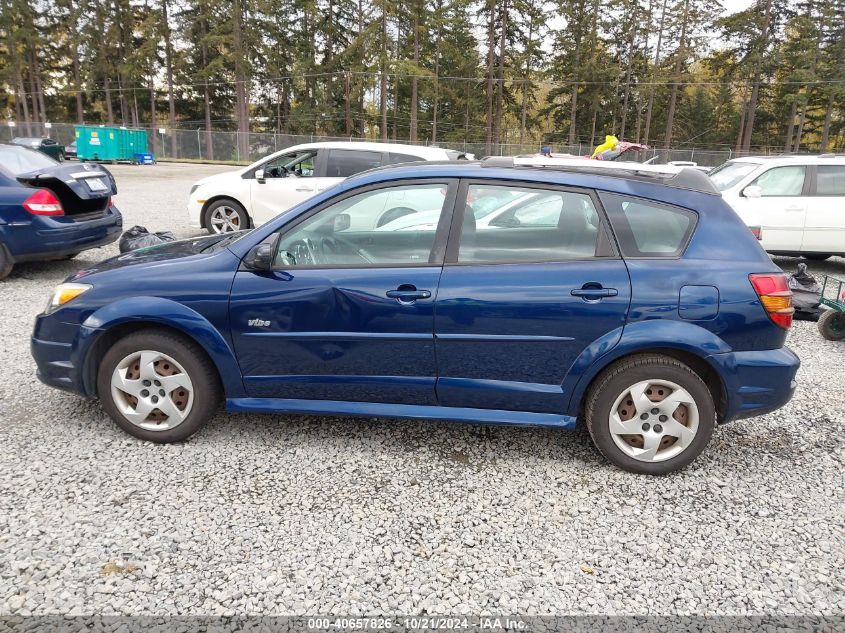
[12,137,66,161]
[0,144,122,279]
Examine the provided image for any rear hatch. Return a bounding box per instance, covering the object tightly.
[16,163,117,217]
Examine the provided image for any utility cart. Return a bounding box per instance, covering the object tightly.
[817,274,845,341]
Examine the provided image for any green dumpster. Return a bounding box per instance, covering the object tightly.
[74,125,149,162]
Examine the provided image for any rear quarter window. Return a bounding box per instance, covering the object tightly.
[599,192,697,258]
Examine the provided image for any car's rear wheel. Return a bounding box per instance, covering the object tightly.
[57,152,65,162]
[585,354,715,474]
[97,330,220,442]
[817,309,845,341]
[205,199,248,234]
[0,243,13,280]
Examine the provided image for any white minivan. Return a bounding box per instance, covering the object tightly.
[710,155,845,260]
[187,141,469,234]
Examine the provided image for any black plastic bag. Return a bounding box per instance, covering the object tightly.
[118,225,177,253]
[788,262,822,320]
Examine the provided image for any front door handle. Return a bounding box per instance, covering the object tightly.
[386,287,432,304]
[571,286,618,300]
[785,206,804,212]
[295,185,315,192]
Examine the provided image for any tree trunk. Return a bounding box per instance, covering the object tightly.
[741,0,772,153]
[201,27,214,160]
[493,0,509,148]
[735,98,747,153]
[8,27,31,135]
[819,93,834,152]
[162,0,178,157]
[620,0,643,139]
[344,72,352,136]
[28,48,40,125]
[232,0,250,159]
[150,78,157,155]
[784,100,796,152]
[643,0,668,146]
[519,13,534,146]
[105,76,114,125]
[380,4,388,141]
[72,35,84,123]
[664,0,689,149]
[484,0,496,154]
[432,0,443,143]
[410,11,420,142]
[793,105,806,153]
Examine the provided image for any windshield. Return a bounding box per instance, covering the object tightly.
[0,144,58,175]
[708,161,760,191]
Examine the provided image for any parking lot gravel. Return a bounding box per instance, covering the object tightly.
[0,162,843,617]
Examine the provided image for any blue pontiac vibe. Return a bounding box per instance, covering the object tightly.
[31,159,799,474]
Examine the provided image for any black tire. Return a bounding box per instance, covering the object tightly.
[97,329,221,443]
[817,309,845,341]
[803,254,830,261]
[584,354,716,475]
[0,243,13,280]
[57,152,65,162]
[204,198,249,235]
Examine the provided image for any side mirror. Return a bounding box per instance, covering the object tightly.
[243,243,273,270]
[333,213,351,232]
[255,169,266,184]
[743,185,762,199]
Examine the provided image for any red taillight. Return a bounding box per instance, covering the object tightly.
[23,189,64,216]
[749,273,794,329]
[749,226,762,240]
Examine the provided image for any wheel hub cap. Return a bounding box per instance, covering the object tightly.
[609,379,699,463]
[210,206,241,233]
[110,351,194,431]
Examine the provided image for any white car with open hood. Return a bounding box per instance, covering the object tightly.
[187,141,470,234]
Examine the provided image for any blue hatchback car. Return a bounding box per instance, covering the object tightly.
[31,159,799,474]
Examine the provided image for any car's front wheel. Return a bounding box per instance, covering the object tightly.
[205,199,249,234]
[97,329,221,442]
[585,354,716,475]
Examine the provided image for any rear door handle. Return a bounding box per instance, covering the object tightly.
[295,185,315,192]
[785,206,804,212]
[571,287,618,299]
[386,288,432,303]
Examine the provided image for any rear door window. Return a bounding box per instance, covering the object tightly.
[326,149,383,177]
[453,184,601,263]
[600,193,696,257]
[814,166,845,196]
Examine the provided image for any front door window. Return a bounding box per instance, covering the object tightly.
[274,183,449,267]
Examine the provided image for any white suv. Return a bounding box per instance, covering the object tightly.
[187,142,468,234]
[710,155,845,260]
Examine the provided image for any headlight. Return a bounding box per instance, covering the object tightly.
[46,283,91,314]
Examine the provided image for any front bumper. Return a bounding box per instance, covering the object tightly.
[708,346,800,423]
[31,313,85,395]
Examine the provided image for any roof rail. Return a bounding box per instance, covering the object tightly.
[480,156,719,194]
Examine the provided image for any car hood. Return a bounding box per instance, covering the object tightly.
[194,168,245,187]
[67,231,249,280]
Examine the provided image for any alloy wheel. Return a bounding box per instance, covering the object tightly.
[110,350,194,431]
[209,206,242,233]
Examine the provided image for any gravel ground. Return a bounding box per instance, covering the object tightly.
[0,162,844,618]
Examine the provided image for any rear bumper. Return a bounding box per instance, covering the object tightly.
[4,207,122,263]
[708,346,800,423]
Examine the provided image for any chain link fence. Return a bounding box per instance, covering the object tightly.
[9,120,832,168]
